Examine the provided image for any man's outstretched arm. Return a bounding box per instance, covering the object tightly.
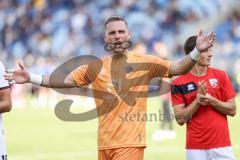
[169,55,195,77]
[4,62,78,88]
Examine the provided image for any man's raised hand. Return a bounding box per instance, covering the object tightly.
[4,62,30,84]
[196,30,216,52]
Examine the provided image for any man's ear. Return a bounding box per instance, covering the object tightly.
[103,33,107,43]
[127,31,131,40]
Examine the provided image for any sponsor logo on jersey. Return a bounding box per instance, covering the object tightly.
[187,84,195,91]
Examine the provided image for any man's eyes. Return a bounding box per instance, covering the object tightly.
[109,30,125,35]
[119,30,125,33]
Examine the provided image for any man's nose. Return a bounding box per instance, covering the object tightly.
[209,52,213,57]
[114,32,121,39]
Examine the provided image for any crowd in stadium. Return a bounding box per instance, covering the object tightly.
[0,0,240,93]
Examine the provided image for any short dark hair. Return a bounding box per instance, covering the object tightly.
[184,36,197,55]
[104,16,128,28]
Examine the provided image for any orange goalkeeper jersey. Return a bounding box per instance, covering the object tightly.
[72,51,171,150]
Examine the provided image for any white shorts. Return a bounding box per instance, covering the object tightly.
[186,147,235,160]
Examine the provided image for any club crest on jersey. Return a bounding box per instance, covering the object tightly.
[125,66,133,73]
[209,79,218,88]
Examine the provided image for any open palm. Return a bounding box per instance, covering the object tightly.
[4,62,30,84]
[196,31,215,52]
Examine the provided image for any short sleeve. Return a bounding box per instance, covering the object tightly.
[171,81,186,106]
[0,62,9,88]
[221,72,236,101]
[147,55,171,78]
[71,65,91,87]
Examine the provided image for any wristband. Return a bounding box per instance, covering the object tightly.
[29,73,43,86]
[189,47,200,62]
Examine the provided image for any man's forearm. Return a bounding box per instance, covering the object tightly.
[176,99,200,123]
[170,55,195,76]
[28,73,51,88]
[0,90,12,113]
[29,74,76,88]
[0,100,12,113]
[42,75,50,88]
[169,48,200,76]
[210,98,236,116]
[178,55,195,74]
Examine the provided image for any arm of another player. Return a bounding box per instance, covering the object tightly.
[4,61,78,88]
[199,94,236,116]
[169,31,215,77]
[0,88,12,113]
[173,100,200,126]
[173,81,208,126]
[0,62,12,113]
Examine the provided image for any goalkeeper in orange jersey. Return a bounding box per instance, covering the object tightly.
[5,16,215,160]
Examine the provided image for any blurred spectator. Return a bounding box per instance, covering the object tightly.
[0,0,239,62]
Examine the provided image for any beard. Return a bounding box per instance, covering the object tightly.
[104,41,132,53]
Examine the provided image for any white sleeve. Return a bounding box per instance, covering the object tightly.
[0,62,9,88]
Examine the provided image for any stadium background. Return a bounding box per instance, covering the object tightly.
[0,0,240,159]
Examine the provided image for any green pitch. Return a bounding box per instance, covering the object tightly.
[4,95,240,160]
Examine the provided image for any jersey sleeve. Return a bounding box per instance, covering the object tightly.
[0,62,9,89]
[221,72,236,101]
[171,80,186,106]
[71,64,91,87]
[146,55,171,78]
